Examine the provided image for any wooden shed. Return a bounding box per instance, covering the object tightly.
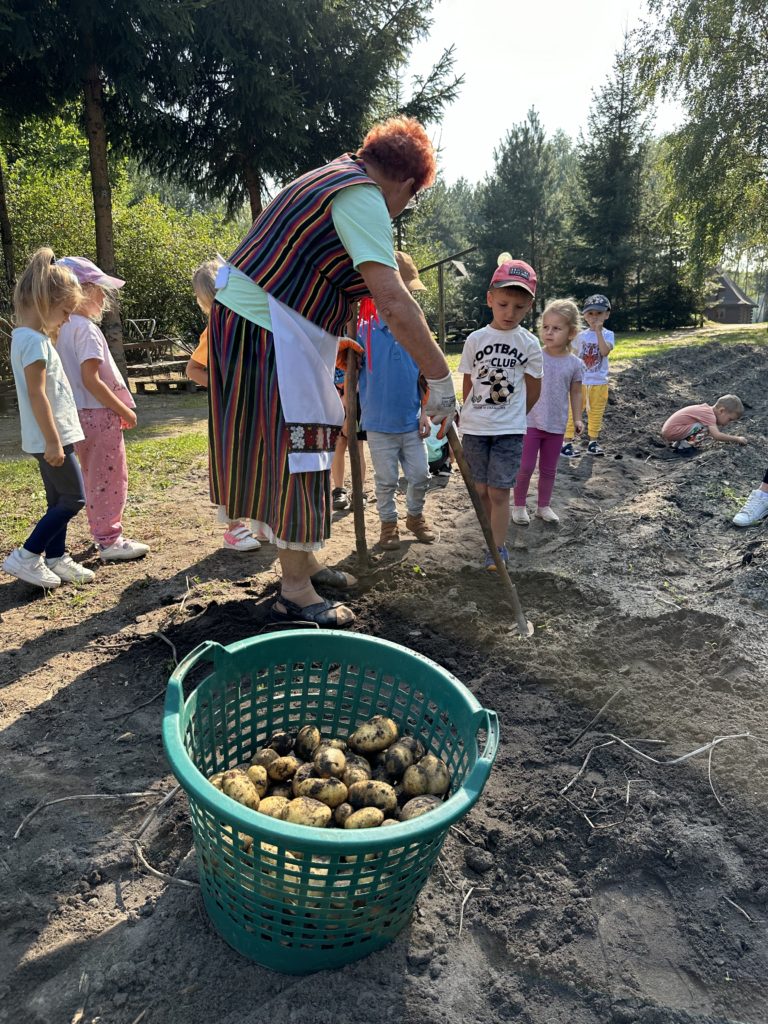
[704,271,757,324]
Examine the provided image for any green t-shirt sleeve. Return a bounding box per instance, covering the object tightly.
[331,184,398,270]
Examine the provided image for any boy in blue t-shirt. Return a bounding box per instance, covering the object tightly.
[357,252,435,551]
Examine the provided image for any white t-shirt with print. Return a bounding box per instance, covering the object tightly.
[574,328,615,385]
[458,324,544,436]
[10,327,84,453]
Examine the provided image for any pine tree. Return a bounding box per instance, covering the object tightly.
[568,38,649,326]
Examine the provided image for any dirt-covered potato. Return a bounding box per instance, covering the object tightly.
[221,824,253,852]
[384,741,416,779]
[291,762,315,795]
[370,764,391,782]
[245,764,269,797]
[313,746,346,779]
[294,724,321,761]
[267,730,295,756]
[221,770,260,810]
[349,716,399,754]
[250,747,279,769]
[334,802,354,827]
[269,782,293,799]
[257,795,290,820]
[399,736,426,761]
[402,753,451,797]
[320,737,348,751]
[268,755,302,782]
[347,779,398,813]
[284,796,332,828]
[208,772,225,791]
[344,807,385,829]
[381,818,400,827]
[400,795,443,820]
[296,776,348,809]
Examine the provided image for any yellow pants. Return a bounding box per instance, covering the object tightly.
[565,383,609,440]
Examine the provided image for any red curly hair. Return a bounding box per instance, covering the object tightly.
[358,116,437,192]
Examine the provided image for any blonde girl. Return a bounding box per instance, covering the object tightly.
[512,299,585,524]
[2,248,93,588]
[186,260,262,551]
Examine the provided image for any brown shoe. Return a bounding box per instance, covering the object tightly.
[378,521,401,550]
[405,513,435,543]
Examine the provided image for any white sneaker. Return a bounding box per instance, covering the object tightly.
[47,554,95,583]
[512,506,530,525]
[3,547,61,589]
[732,490,768,528]
[535,506,560,523]
[223,524,261,551]
[99,536,150,562]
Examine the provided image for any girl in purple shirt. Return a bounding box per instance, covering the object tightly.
[512,299,584,524]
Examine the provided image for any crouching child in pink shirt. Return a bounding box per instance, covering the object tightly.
[661,394,747,451]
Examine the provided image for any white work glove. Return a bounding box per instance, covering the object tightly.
[423,372,458,436]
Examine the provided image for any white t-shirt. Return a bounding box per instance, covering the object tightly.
[458,324,544,436]
[56,315,135,410]
[10,327,84,453]
[574,328,615,385]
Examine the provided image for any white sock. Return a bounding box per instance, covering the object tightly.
[20,547,38,560]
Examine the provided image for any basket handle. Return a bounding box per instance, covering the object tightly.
[461,708,500,801]
[164,640,228,716]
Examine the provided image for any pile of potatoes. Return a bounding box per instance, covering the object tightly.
[207,715,452,832]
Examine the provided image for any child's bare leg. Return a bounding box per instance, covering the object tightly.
[487,486,511,548]
[331,436,347,490]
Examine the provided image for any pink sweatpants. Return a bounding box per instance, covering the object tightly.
[513,428,563,508]
[74,408,128,547]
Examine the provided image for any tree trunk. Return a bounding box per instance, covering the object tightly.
[82,65,128,377]
[244,164,263,222]
[0,150,15,300]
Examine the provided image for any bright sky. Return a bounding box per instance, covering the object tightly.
[405,0,683,184]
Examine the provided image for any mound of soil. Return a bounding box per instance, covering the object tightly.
[0,338,766,1023]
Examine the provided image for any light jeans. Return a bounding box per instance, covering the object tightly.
[366,430,430,522]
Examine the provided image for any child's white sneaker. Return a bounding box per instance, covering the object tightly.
[512,506,530,525]
[223,524,261,551]
[3,547,61,588]
[535,506,560,523]
[732,490,768,527]
[99,536,150,562]
[47,554,95,583]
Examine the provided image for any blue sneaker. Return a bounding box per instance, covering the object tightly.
[483,545,509,571]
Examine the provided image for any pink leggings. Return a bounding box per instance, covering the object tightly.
[513,428,563,508]
[74,407,128,547]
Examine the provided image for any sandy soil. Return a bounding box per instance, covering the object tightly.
[1,337,767,1024]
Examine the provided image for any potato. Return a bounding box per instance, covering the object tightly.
[221,771,260,810]
[221,824,253,852]
[399,736,426,761]
[245,764,269,797]
[334,802,354,827]
[296,776,348,809]
[384,741,416,779]
[294,724,321,761]
[400,795,443,821]
[269,782,294,799]
[251,747,279,770]
[344,807,385,829]
[370,764,391,782]
[257,795,290,819]
[347,779,398,814]
[284,797,332,828]
[349,716,399,754]
[343,765,371,788]
[402,753,451,797]
[381,818,400,827]
[268,755,302,782]
[313,746,346,779]
[208,772,225,791]
[319,737,348,751]
[291,762,316,796]
[267,730,295,756]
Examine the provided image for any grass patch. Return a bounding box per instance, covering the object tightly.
[0,431,208,549]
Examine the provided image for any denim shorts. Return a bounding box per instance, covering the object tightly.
[461,433,523,490]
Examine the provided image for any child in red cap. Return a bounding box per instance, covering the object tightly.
[458,253,543,569]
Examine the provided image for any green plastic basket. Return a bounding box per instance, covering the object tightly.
[162,629,498,974]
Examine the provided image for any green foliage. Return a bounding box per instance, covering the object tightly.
[639,0,768,277]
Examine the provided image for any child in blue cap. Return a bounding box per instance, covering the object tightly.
[562,294,614,457]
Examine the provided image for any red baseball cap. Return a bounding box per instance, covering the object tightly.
[489,258,537,297]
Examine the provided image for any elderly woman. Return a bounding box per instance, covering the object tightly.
[208,116,456,628]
